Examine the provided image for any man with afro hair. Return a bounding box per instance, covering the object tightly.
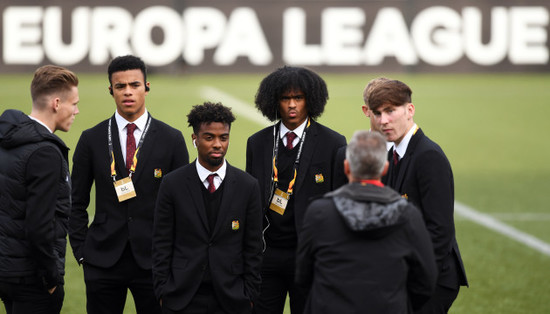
[246,66,346,314]
[153,102,263,313]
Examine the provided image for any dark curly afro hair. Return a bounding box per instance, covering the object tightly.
[254,66,328,122]
[187,101,236,134]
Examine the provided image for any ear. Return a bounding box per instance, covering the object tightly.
[361,105,370,117]
[344,159,351,177]
[52,97,60,112]
[407,103,415,119]
[381,160,389,177]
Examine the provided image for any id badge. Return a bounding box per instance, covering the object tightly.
[114,177,137,202]
[269,188,290,215]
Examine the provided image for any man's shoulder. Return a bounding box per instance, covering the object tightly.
[227,163,257,184]
[311,121,345,141]
[248,125,273,141]
[150,117,181,134]
[412,130,447,159]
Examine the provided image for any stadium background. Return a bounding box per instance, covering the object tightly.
[1,1,550,313]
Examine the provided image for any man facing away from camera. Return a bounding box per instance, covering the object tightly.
[368,79,468,313]
[296,130,437,313]
[0,65,80,314]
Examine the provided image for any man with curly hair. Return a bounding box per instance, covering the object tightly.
[153,102,263,314]
[246,66,346,314]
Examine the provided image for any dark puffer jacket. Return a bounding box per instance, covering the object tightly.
[296,182,437,313]
[0,109,70,288]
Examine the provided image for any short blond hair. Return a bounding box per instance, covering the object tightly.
[30,65,78,102]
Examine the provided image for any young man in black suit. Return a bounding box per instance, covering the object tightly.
[368,79,468,313]
[153,102,263,314]
[246,66,346,314]
[296,130,437,313]
[0,65,79,314]
[69,55,189,314]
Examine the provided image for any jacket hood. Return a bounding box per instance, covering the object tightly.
[326,183,410,235]
[0,109,67,151]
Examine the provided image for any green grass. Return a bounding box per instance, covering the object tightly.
[1,72,550,313]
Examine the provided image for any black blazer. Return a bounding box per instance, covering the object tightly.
[245,120,346,230]
[384,128,468,288]
[152,161,263,313]
[69,114,189,269]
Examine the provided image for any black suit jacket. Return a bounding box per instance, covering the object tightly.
[245,120,346,230]
[152,161,263,313]
[384,128,468,289]
[69,114,189,269]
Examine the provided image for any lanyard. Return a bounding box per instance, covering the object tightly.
[272,119,310,195]
[108,115,152,181]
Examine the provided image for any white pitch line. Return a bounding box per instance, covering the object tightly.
[199,86,271,127]
[201,86,550,258]
[455,201,550,257]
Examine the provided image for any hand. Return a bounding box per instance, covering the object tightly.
[48,286,57,295]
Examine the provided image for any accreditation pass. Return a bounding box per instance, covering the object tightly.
[114,177,137,202]
[269,188,290,215]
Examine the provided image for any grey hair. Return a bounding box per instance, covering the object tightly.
[345,131,387,180]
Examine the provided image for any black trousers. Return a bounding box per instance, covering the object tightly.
[0,280,64,314]
[253,246,308,314]
[83,245,161,314]
[162,283,230,314]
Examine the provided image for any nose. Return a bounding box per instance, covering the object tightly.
[74,105,80,115]
[212,137,222,148]
[380,112,390,124]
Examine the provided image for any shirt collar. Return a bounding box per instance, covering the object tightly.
[394,123,418,159]
[115,109,148,132]
[28,115,53,133]
[279,117,308,139]
[196,159,227,183]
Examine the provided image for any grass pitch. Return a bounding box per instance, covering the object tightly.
[1,72,550,313]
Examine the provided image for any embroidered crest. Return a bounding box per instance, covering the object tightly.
[315,173,324,183]
[154,168,162,178]
[232,220,240,231]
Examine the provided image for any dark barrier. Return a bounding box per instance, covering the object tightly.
[1,0,549,73]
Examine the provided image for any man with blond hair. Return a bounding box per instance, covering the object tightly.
[0,65,80,313]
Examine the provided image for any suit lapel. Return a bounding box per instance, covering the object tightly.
[186,161,210,232]
[211,163,236,238]
[111,116,128,178]
[395,128,424,192]
[294,120,318,194]
[262,124,277,200]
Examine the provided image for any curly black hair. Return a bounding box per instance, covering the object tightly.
[108,55,147,85]
[254,66,328,121]
[187,102,236,134]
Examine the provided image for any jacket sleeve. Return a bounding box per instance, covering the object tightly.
[242,179,263,302]
[69,131,94,263]
[415,149,455,265]
[25,146,63,288]
[295,199,321,287]
[332,146,347,190]
[405,205,438,310]
[152,176,176,300]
